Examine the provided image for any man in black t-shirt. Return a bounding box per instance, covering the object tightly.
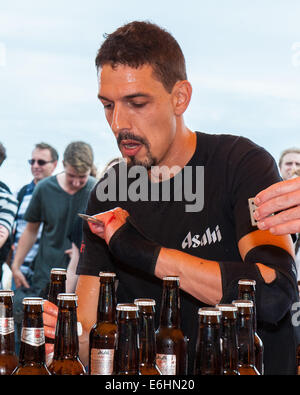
[43,21,299,374]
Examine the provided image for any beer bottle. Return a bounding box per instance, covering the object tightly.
[238,279,264,374]
[114,303,140,375]
[232,300,260,375]
[296,343,300,375]
[46,268,67,345]
[156,276,188,375]
[12,297,51,375]
[89,272,117,375]
[0,290,18,375]
[194,307,223,375]
[216,304,239,375]
[134,298,161,375]
[48,293,86,375]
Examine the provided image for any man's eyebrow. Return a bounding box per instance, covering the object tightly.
[97,93,151,101]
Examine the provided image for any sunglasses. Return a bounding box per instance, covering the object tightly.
[28,159,54,166]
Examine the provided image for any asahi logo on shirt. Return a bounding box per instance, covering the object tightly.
[182,226,222,249]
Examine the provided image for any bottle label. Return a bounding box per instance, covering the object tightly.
[156,354,176,375]
[90,348,114,375]
[0,317,14,335]
[21,327,45,347]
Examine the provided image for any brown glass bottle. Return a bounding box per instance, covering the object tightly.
[296,343,300,375]
[0,290,18,375]
[46,268,67,345]
[114,303,140,375]
[48,293,86,375]
[12,297,51,375]
[156,276,188,375]
[134,298,161,375]
[194,307,223,375]
[238,279,264,374]
[232,300,260,375]
[89,272,117,375]
[216,304,239,375]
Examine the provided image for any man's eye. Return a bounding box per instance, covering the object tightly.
[131,102,147,108]
[102,102,113,110]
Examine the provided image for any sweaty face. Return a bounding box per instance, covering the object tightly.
[98,64,178,170]
[280,152,300,180]
[31,148,56,183]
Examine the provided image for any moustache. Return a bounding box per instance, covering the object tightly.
[117,131,149,148]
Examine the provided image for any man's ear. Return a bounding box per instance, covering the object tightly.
[171,80,192,116]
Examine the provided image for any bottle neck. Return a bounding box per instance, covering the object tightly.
[238,286,257,331]
[19,311,46,365]
[53,306,79,359]
[139,311,156,367]
[97,280,116,323]
[48,281,66,305]
[159,285,181,328]
[221,317,238,372]
[195,317,222,374]
[237,313,255,367]
[115,312,139,374]
[0,300,15,354]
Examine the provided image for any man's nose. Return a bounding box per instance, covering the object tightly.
[110,104,130,135]
[72,178,81,188]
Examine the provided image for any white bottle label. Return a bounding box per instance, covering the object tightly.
[156,354,176,375]
[90,348,114,375]
[0,317,14,335]
[21,327,45,347]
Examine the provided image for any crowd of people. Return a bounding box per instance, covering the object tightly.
[0,20,300,375]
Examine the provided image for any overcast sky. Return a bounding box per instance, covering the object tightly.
[1,0,300,192]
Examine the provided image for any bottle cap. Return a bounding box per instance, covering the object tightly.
[22,297,44,305]
[134,298,156,306]
[238,279,256,286]
[163,276,179,281]
[116,303,139,312]
[51,268,67,275]
[0,290,14,297]
[232,300,254,308]
[216,304,238,312]
[99,272,116,277]
[57,293,78,301]
[198,307,221,316]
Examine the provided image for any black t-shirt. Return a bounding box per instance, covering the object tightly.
[77,131,296,374]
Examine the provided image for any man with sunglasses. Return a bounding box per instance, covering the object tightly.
[11,143,58,291]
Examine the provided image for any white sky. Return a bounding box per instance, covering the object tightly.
[0,0,300,193]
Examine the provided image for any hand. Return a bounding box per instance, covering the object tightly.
[87,207,129,244]
[11,265,30,289]
[43,300,58,360]
[254,177,300,235]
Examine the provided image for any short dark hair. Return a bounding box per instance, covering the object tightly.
[0,143,6,166]
[34,142,59,162]
[95,21,187,93]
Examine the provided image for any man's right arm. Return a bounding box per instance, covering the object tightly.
[11,221,40,288]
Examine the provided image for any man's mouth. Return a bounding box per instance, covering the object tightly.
[120,139,143,156]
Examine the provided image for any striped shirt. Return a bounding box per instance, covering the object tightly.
[0,184,18,234]
[12,180,43,263]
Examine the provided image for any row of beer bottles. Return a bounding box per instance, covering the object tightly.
[89,273,188,375]
[89,273,263,375]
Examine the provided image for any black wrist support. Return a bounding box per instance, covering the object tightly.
[219,245,298,324]
[108,216,161,276]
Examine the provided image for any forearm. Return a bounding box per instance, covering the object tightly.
[155,247,222,305]
[12,223,40,269]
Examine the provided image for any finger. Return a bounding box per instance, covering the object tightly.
[268,219,300,235]
[255,177,300,206]
[254,190,300,221]
[43,300,58,317]
[45,343,54,355]
[44,325,56,338]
